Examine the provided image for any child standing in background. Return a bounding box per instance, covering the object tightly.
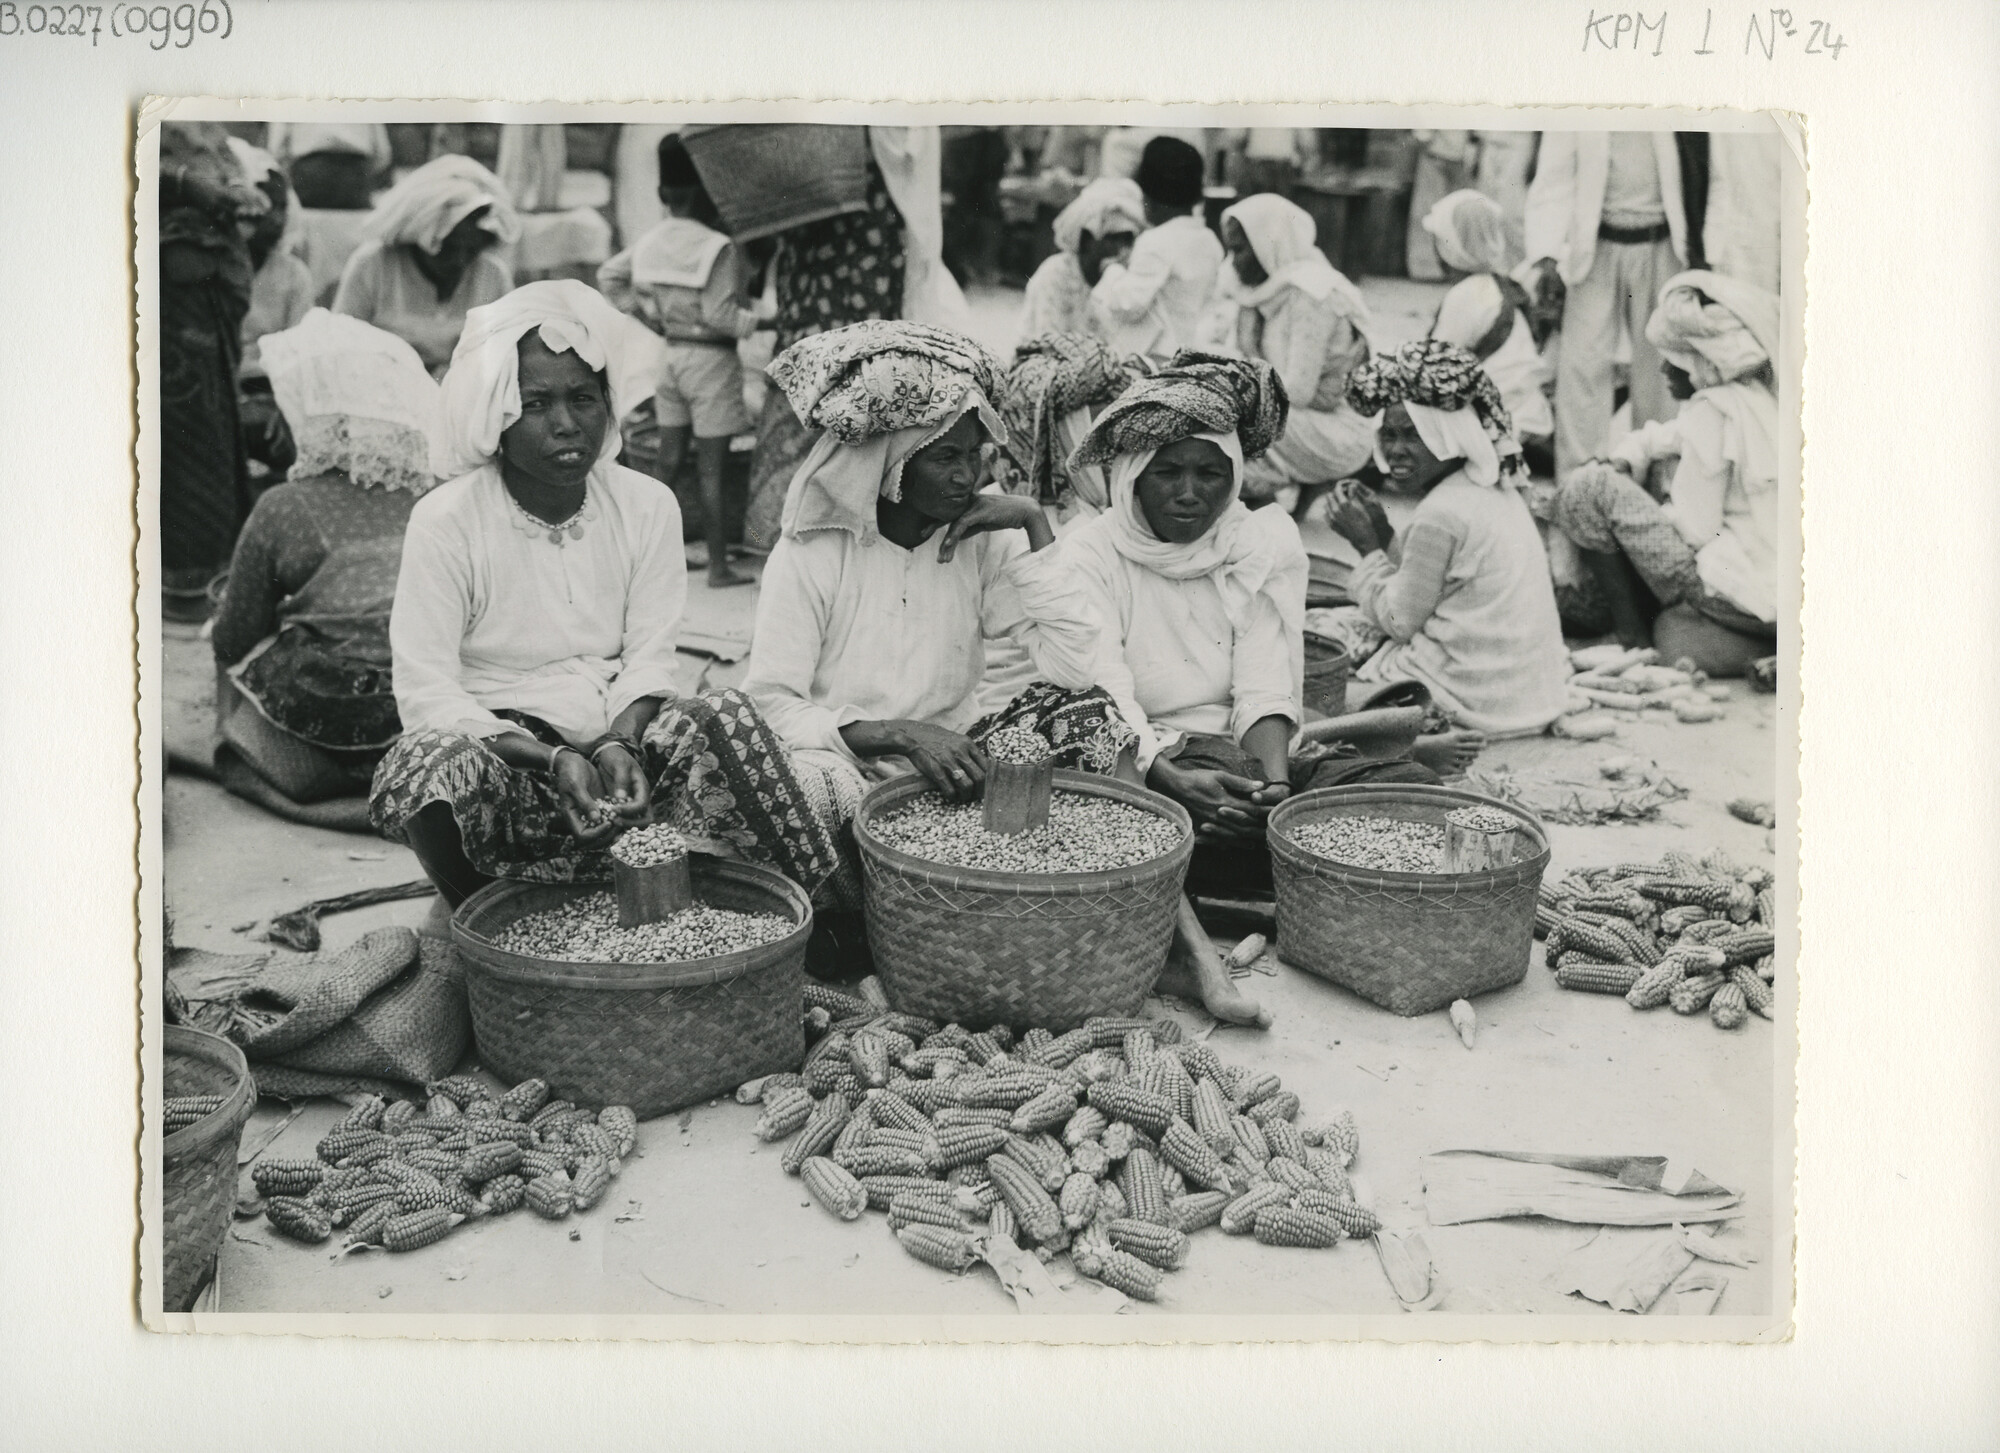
[599,134,772,588]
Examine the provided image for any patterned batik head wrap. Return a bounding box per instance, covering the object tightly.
[998,333,1151,507]
[1346,339,1523,485]
[767,320,1010,540]
[1070,351,1289,469]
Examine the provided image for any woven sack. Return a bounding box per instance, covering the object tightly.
[232,929,469,1088]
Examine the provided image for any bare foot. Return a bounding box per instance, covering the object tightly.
[707,566,755,589]
[1413,729,1486,776]
[1160,897,1272,1027]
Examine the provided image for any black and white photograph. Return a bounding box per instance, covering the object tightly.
[140,102,1799,1335]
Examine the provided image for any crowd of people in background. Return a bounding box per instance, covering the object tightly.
[160,119,1784,1007]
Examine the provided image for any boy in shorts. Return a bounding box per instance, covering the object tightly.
[599,134,771,586]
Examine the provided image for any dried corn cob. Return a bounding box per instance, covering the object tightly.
[987,1199,1019,1243]
[1533,903,1564,939]
[1602,918,1664,966]
[802,982,873,1019]
[961,1031,1007,1066]
[1719,928,1775,965]
[344,1199,400,1246]
[933,1105,1011,1130]
[1261,1117,1308,1165]
[1073,1245,1161,1301]
[803,1060,861,1099]
[859,1175,948,1212]
[866,1125,931,1160]
[887,1190,965,1233]
[1084,1016,1155,1049]
[847,1032,892,1089]
[1058,1171,1101,1231]
[497,1078,550,1122]
[1159,1118,1232,1192]
[458,1141,523,1183]
[596,1105,638,1159]
[251,1159,325,1198]
[426,1093,463,1121]
[784,1155,861,1221]
[1230,1070,1281,1112]
[1107,1216,1189,1270]
[1265,1156,1318,1195]
[1019,1026,1055,1056]
[1024,1027,1093,1070]
[1253,1206,1343,1248]
[1658,904,1713,935]
[1625,958,1687,1009]
[1069,1139,1111,1180]
[985,1154,1063,1244]
[570,1122,619,1169]
[1219,1182,1292,1235]
[524,1172,573,1219]
[1681,920,1737,947]
[1117,1147,1170,1227]
[1728,964,1774,1017]
[428,1074,492,1106]
[933,1123,1009,1170]
[754,1086,813,1141]
[466,1094,506,1119]
[781,1095,851,1175]
[1302,1151,1354,1201]
[481,1173,527,1215]
[1709,982,1749,1029]
[465,1119,536,1146]
[1002,1133,1069,1193]
[1120,1028,1159,1070]
[382,1208,461,1252]
[1100,1120,1154,1161]
[315,1126,385,1165]
[836,1143,931,1179]
[1756,887,1776,927]
[380,1099,418,1134]
[952,1073,1049,1111]
[1670,971,1728,1014]
[1573,891,1652,922]
[1147,1053,1197,1115]
[1168,1190,1230,1233]
[517,1147,567,1180]
[1246,1091,1301,1126]
[867,1088,935,1135]
[335,1139,395,1171]
[1320,1198,1382,1238]
[340,1095,386,1131]
[896,1224,978,1273]
[1190,1078,1234,1156]
[1171,1040,1225,1084]
[265,1196,332,1244]
[529,1098,576,1131]
[899,1046,969,1079]
[1087,1080,1173,1136]
[1224,1120,1272,1168]
[1159,1163,1187,1199]
[1061,1105,1112,1149]
[570,1158,612,1211]
[1557,961,1646,994]
[1009,1083,1079,1135]
[1548,918,1638,966]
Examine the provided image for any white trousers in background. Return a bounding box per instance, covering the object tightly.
[1553,234,1681,482]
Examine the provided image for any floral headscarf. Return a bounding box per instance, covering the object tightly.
[767,320,1009,541]
[998,332,1151,508]
[1346,339,1522,485]
[1071,352,1289,469]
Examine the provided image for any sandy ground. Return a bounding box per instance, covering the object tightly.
[161,278,1786,1320]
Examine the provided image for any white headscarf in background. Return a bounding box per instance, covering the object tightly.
[1421,189,1511,274]
[1431,274,1514,354]
[1101,433,1308,698]
[1221,193,1372,327]
[1052,178,1148,254]
[365,155,522,256]
[226,136,307,258]
[431,280,660,480]
[1646,269,1780,390]
[867,126,971,333]
[261,309,441,494]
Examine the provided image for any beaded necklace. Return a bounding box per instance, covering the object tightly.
[504,482,596,545]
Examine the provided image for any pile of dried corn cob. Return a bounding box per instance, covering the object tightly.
[1536,848,1777,1031]
[249,1073,639,1254]
[745,982,1377,1304]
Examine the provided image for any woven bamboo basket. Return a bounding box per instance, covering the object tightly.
[679,124,873,241]
[1301,631,1352,717]
[451,858,810,1119]
[853,771,1193,1033]
[161,1026,256,1314]
[1268,784,1549,1016]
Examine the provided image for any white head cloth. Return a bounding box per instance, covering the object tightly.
[1221,193,1372,329]
[1431,274,1509,352]
[1646,269,1780,390]
[1374,400,1506,489]
[364,155,523,256]
[431,280,658,480]
[260,309,441,494]
[1421,189,1511,274]
[1052,178,1148,254]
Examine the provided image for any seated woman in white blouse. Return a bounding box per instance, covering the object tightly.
[742,320,1135,919]
[368,282,849,912]
[1064,356,1446,1026]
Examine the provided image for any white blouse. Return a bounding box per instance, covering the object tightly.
[1064,529,1299,773]
[389,462,687,745]
[743,525,1099,761]
[1091,215,1225,359]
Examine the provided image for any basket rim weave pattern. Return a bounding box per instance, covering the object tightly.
[853,768,1194,892]
[1268,782,1550,888]
[452,856,813,991]
[162,1024,256,1164]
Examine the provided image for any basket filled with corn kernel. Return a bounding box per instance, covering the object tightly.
[247,1073,642,1254]
[852,770,1195,1032]
[450,856,813,1118]
[1267,784,1551,1016]
[740,981,1380,1304]
[1535,847,1777,1031]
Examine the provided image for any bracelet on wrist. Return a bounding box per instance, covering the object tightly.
[587,733,641,768]
[548,744,580,776]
